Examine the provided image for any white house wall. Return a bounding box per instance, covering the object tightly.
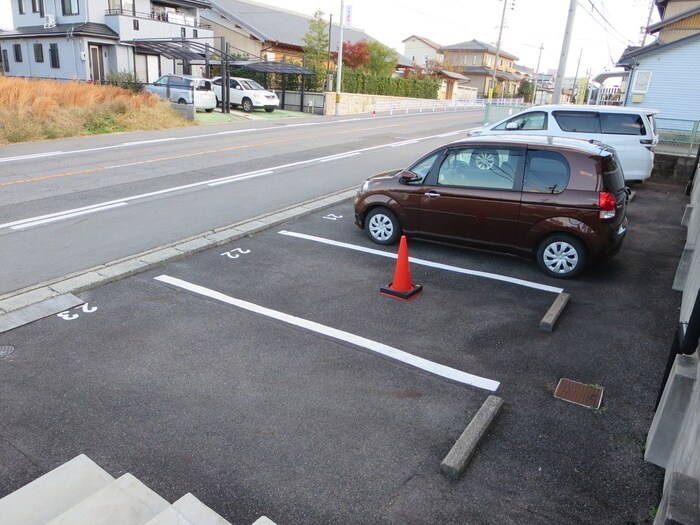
[626,37,700,122]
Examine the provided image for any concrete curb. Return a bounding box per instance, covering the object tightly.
[539,292,571,332]
[440,395,504,480]
[0,188,357,318]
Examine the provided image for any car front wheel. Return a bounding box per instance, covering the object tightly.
[365,207,401,245]
[536,234,586,278]
[242,98,253,112]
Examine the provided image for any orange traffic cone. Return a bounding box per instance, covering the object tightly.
[380,235,423,301]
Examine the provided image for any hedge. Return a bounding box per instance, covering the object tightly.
[337,70,439,99]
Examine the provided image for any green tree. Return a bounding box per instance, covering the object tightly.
[518,79,534,102]
[366,41,398,77]
[302,9,330,90]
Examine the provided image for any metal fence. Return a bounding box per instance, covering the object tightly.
[656,118,700,157]
[371,97,524,117]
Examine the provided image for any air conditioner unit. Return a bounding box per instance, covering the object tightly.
[44,14,56,28]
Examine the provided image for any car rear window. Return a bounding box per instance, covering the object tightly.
[553,111,600,133]
[602,154,626,193]
[523,150,570,194]
[600,113,647,135]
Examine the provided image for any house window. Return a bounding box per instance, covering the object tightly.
[61,0,78,15]
[18,0,25,15]
[2,49,9,72]
[31,0,44,16]
[631,70,652,94]
[13,44,22,62]
[49,43,59,68]
[472,55,476,65]
[487,56,492,66]
[181,27,186,37]
[463,55,468,65]
[108,0,133,15]
[193,29,198,38]
[133,19,139,30]
[34,43,43,62]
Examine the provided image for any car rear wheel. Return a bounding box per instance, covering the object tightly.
[205,108,214,113]
[177,98,187,105]
[265,107,275,113]
[365,208,401,245]
[537,234,586,278]
[242,98,253,112]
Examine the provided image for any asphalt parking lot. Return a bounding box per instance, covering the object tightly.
[0,180,688,524]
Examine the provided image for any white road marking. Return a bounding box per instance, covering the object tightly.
[277,230,564,294]
[0,128,475,232]
[154,274,500,391]
[319,152,360,163]
[389,140,420,148]
[11,202,128,230]
[207,170,274,187]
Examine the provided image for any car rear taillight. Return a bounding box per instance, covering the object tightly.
[599,192,616,220]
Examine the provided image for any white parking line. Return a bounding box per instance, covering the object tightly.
[278,230,564,294]
[154,274,500,391]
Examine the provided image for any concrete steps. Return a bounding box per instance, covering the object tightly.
[0,455,277,525]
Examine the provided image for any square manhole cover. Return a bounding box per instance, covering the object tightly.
[554,378,603,409]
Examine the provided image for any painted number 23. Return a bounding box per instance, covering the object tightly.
[57,303,97,321]
[221,248,250,259]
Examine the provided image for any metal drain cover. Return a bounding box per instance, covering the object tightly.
[0,345,15,358]
[554,378,603,409]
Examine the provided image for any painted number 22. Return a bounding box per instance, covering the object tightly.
[221,248,250,259]
[57,303,97,321]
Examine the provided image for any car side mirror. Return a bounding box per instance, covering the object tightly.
[399,174,421,184]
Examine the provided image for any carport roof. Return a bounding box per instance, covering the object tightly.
[231,60,314,75]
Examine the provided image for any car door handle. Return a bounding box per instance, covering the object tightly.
[424,192,441,198]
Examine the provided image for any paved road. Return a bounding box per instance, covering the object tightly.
[0,111,483,296]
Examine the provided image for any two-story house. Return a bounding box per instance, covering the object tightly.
[440,39,519,98]
[402,35,443,71]
[0,0,213,83]
[617,0,700,124]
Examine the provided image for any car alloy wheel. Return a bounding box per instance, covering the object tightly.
[472,149,497,170]
[366,208,401,245]
[537,234,586,278]
[242,98,253,112]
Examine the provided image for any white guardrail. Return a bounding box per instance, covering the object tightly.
[372,98,524,115]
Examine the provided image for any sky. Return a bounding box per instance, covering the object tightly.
[257,0,659,77]
[0,0,659,77]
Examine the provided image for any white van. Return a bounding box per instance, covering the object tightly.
[468,105,659,181]
[144,74,217,112]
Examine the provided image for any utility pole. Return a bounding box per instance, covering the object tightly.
[489,0,509,100]
[553,0,576,104]
[533,42,543,105]
[641,0,654,45]
[334,0,345,116]
[327,13,333,90]
[571,48,582,104]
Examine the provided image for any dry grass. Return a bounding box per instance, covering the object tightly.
[0,76,193,143]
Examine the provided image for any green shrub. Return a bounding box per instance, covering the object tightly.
[336,70,439,99]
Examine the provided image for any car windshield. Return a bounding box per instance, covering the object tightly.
[239,79,265,90]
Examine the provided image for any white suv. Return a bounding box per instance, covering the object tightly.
[468,105,659,181]
[211,76,280,113]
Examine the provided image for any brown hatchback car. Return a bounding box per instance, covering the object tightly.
[354,135,629,278]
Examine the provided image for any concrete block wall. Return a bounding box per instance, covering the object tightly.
[648,168,700,524]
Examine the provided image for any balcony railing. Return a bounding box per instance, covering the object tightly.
[105,8,212,29]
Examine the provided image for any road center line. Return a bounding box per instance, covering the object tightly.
[154,274,499,391]
[277,230,564,294]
